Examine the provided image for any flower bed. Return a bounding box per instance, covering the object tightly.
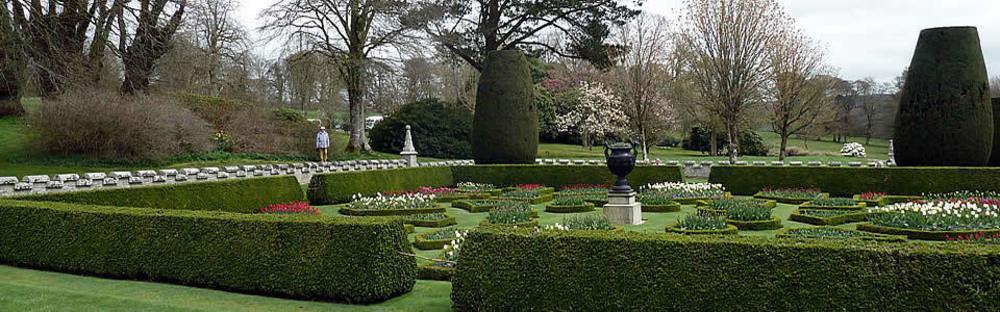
[861,196,1000,240]
[726,216,783,230]
[404,213,458,228]
[776,227,905,242]
[414,228,467,250]
[259,201,320,215]
[667,214,738,235]
[498,190,554,204]
[642,182,730,204]
[696,198,776,215]
[557,184,609,193]
[639,193,681,212]
[546,214,617,231]
[753,187,828,204]
[480,201,536,227]
[456,182,503,196]
[339,193,445,216]
[723,204,783,230]
[789,209,874,226]
[544,197,596,213]
[799,198,866,210]
[852,192,923,207]
[452,199,525,213]
[502,184,556,195]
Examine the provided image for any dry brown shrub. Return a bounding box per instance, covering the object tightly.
[29,89,213,161]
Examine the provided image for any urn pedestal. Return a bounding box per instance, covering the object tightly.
[603,143,643,225]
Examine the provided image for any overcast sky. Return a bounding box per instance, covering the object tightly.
[237,0,1000,83]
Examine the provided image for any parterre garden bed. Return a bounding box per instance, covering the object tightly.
[6,165,1000,310]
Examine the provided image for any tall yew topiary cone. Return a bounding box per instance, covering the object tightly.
[991,98,1000,165]
[895,26,993,166]
[472,50,538,164]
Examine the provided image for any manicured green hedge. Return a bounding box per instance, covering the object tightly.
[405,216,458,228]
[452,165,683,189]
[452,228,1000,311]
[416,264,454,281]
[857,223,1000,241]
[642,202,681,213]
[308,167,454,204]
[544,203,595,213]
[799,201,866,210]
[727,216,783,230]
[16,176,304,214]
[0,200,415,303]
[666,225,738,235]
[710,166,1000,196]
[789,209,874,226]
[339,206,446,216]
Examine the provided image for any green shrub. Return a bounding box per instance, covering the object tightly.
[789,209,872,226]
[682,127,768,156]
[710,166,1000,196]
[472,50,538,164]
[0,200,415,303]
[452,227,1000,311]
[17,176,304,213]
[308,167,454,204]
[991,98,1000,166]
[370,99,473,159]
[452,165,683,189]
[777,227,905,242]
[895,27,993,166]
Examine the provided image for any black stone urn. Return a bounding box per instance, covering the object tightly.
[604,142,638,193]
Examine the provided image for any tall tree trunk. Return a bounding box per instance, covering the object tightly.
[640,128,649,161]
[778,133,789,161]
[709,130,718,156]
[726,123,739,163]
[582,132,591,150]
[345,56,370,152]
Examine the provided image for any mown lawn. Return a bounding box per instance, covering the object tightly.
[1,196,868,311]
[538,131,889,163]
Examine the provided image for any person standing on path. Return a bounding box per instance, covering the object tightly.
[316,126,330,162]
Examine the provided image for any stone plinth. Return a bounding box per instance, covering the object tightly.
[604,191,643,225]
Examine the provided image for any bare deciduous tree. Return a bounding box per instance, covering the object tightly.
[261,0,414,152]
[766,30,835,160]
[119,0,188,94]
[679,0,790,162]
[186,0,247,95]
[607,13,676,160]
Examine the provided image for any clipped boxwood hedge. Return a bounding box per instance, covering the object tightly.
[15,176,304,214]
[452,227,1000,311]
[642,202,681,213]
[789,209,874,226]
[710,166,1000,196]
[799,201,866,210]
[339,206,446,216]
[752,192,829,204]
[308,167,455,204]
[405,215,458,228]
[450,200,495,213]
[666,224,738,235]
[498,193,554,204]
[544,203,595,213]
[857,223,1000,241]
[726,216,783,231]
[0,200,415,303]
[416,264,454,281]
[452,165,683,189]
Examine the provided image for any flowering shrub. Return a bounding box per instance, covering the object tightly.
[857,192,886,201]
[487,203,532,224]
[809,198,858,207]
[348,193,436,211]
[259,201,320,215]
[840,142,866,157]
[456,182,496,192]
[643,182,725,199]
[869,199,1000,231]
[547,214,613,231]
[675,214,728,231]
[759,187,823,200]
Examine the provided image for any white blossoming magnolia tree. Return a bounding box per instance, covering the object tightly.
[557,82,630,149]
